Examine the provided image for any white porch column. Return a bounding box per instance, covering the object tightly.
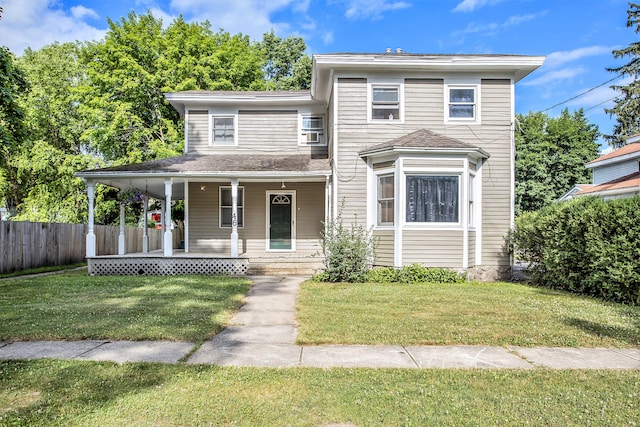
[230,178,239,257]
[142,195,149,253]
[164,179,173,256]
[86,180,96,257]
[118,203,126,255]
[184,181,189,253]
[160,200,165,252]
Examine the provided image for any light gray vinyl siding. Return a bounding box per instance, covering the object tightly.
[186,109,328,157]
[593,160,638,184]
[405,79,444,128]
[186,110,208,154]
[188,181,324,256]
[336,78,406,221]
[477,79,512,266]
[335,77,513,268]
[468,230,476,266]
[403,158,464,169]
[402,230,463,268]
[373,229,394,266]
[238,110,298,151]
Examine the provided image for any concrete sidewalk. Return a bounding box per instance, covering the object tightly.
[1,275,639,369]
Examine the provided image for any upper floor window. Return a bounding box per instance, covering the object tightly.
[300,115,325,145]
[447,85,478,122]
[211,115,235,145]
[371,85,400,120]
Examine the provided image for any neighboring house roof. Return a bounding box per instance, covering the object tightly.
[586,142,640,168]
[576,171,640,197]
[359,129,490,159]
[557,184,594,202]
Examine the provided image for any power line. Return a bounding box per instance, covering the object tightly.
[584,96,618,112]
[540,74,623,112]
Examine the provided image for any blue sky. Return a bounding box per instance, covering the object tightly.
[1,0,636,149]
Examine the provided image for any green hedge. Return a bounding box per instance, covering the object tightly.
[512,196,640,304]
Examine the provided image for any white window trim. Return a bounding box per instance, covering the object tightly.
[219,186,244,228]
[403,171,464,229]
[298,114,327,146]
[468,171,477,229]
[444,80,481,124]
[376,171,395,228]
[367,79,405,124]
[209,111,238,146]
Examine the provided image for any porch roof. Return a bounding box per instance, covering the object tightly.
[76,153,331,199]
[358,129,490,159]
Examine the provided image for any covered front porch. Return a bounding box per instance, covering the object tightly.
[77,153,331,276]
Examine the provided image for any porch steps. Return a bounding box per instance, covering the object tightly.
[247,256,325,276]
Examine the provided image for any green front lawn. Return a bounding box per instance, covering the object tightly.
[1,359,639,426]
[296,281,640,347]
[0,271,251,343]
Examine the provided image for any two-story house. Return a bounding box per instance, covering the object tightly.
[572,134,640,199]
[78,52,544,279]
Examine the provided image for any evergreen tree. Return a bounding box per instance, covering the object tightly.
[605,2,640,147]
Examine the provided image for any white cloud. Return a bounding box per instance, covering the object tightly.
[566,76,631,109]
[545,46,615,69]
[521,67,587,87]
[1,0,106,54]
[339,0,411,20]
[504,11,547,27]
[322,31,334,45]
[453,0,504,13]
[170,0,298,38]
[452,12,545,37]
[70,5,99,20]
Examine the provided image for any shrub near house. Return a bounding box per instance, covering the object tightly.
[512,196,640,304]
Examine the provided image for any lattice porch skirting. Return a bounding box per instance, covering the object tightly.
[88,256,248,276]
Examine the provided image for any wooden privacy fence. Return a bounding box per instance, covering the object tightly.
[0,221,182,274]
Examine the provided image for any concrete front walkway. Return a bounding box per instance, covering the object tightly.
[1,276,639,369]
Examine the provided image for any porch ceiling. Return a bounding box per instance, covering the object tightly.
[76,153,332,199]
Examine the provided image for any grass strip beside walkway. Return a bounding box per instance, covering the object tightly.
[296,281,640,347]
[0,272,251,343]
[1,359,639,426]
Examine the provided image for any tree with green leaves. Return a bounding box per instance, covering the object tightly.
[259,30,312,90]
[605,2,640,147]
[10,43,100,222]
[0,45,29,214]
[78,12,267,165]
[515,109,600,215]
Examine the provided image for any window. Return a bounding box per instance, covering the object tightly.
[371,86,400,120]
[406,175,459,223]
[219,186,244,228]
[212,116,235,144]
[377,174,394,225]
[301,116,324,144]
[448,86,476,120]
